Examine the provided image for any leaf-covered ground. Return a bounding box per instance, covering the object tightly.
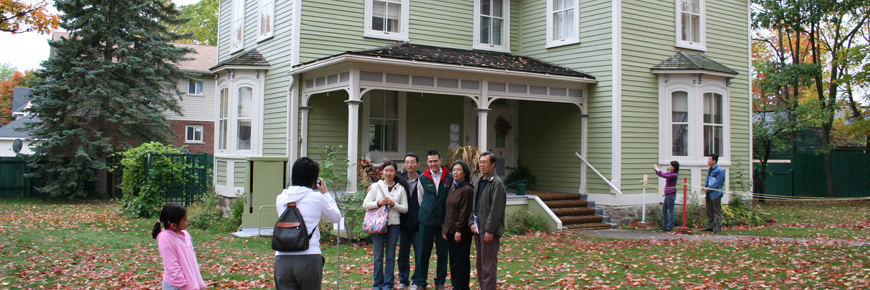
[1,199,869,289]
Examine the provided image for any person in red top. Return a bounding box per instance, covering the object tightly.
[654,161,680,231]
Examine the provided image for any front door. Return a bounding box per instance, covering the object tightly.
[486,100,517,179]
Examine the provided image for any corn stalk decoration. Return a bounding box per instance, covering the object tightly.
[449,146,481,178]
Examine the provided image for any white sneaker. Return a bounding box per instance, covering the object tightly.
[398,284,410,290]
[409,285,419,290]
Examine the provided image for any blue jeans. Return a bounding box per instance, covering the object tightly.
[372,225,401,290]
[397,230,417,286]
[662,195,676,230]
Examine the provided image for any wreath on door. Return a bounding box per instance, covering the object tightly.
[494,116,512,137]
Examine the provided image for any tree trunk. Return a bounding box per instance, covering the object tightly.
[822,125,835,197]
[94,153,109,199]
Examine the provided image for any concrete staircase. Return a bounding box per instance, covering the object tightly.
[530,191,616,230]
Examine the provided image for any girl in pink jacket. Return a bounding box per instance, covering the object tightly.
[152,203,206,290]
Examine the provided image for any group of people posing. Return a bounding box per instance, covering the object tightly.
[361,150,506,290]
[272,150,507,290]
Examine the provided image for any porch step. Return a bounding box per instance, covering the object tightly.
[565,223,615,230]
[550,207,596,216]
[535,192,587,201]
[559,215,604,224]
[544,200,589,209]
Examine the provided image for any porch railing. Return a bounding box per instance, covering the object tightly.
[574,152,623,195]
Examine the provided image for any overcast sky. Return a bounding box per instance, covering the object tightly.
[0,0,202,72]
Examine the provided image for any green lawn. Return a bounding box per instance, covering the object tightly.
[1,199,869,289]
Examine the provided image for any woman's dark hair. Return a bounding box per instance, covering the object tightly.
[451,160,471,182]
[670,161,680,173]
[291,157,320,189]
[152,203,187,239]
[381,161,410,194]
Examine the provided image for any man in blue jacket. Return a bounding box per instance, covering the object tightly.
[398,153,423,290]
[704,154,725,233]
[411,150,452,290]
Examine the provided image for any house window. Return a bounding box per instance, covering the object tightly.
[368,90,398,152]
[186,125,204,143]
[231,0,245,52]
[237,87,253,151]
[474,0,510,52]
[218,88,228,150]
[657,74,730,164]
[671,91,689,156]
[257,0,274,40]
[675,0,705,50]
[188,79,203,95]
[703,92,723,156]
[546,0,579,48]
[364,0,409,41]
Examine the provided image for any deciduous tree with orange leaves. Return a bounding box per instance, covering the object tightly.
[0,0,60,34]
[0,68,40,125]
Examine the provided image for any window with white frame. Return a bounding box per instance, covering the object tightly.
[188,79,203,95]
[363,90,406,159]
[703,92,723,156]
[216,80,259,155]
[658,74,729,163]
[671,91,689,156]
[474,0,510,52]
[218,88,229,150]
[186,125,204,143]
[675,0,705,50]
[546,0,579,48]
[364,0,409,41]
[236,87,253,151]
[258,0,274,40]
[231,0,245,52]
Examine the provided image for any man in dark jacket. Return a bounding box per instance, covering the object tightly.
[470,152,506,290]
[411,150,452,290]
[397,153,423,289]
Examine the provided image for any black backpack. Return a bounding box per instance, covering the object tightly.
[271,202,315,252]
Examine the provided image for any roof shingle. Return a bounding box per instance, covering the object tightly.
[651,52,739,75]
[296,42,595,79]
[209,49,270,71]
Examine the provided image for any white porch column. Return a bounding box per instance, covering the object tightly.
[299,104,311,157]
[346,99,362,192]
[288,75,299,163]
[476,108,491,152]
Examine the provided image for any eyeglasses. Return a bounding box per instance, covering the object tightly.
[478,160,490,164]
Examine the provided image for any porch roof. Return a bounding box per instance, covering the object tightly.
[294,42,596,79]
[651,52,739,75]
[209,49,270,71]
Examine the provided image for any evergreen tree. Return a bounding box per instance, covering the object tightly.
[26,0,193,198]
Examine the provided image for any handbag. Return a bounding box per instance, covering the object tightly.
[362,186,390,235]
[271,202,315,252]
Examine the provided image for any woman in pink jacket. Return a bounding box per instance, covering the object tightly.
[152,203,206,290]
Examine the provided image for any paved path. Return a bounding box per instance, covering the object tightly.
[573,229,870,246]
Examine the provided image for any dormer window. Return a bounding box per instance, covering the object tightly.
[364,0,409,41]
[474,0,510,52]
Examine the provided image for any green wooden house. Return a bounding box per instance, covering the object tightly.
[210,0,751,224]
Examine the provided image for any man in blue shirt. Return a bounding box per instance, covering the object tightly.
[704,154,725,233]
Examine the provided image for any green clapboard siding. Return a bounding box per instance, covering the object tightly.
[516,0,613,194]
[405,93,465,163]
[216,160,227,186]
[217,0,232,63]
[233,162,246,187]
[620,0,750,194]
[518,101,584,192]
[306,91,350,177]
[299,0,473,64]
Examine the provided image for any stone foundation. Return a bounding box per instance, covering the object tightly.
[601,203,663,226]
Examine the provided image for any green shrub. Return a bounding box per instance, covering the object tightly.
[505,210,546,236]
[649,192,769,228]
[228,194,245,228]
[505,160,537,190]
[118,142,194,218]
[187,187,223,230]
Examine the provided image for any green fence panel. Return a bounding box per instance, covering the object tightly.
[0,157,28,198]
[756,152,870,198]
[149,153,213,206]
